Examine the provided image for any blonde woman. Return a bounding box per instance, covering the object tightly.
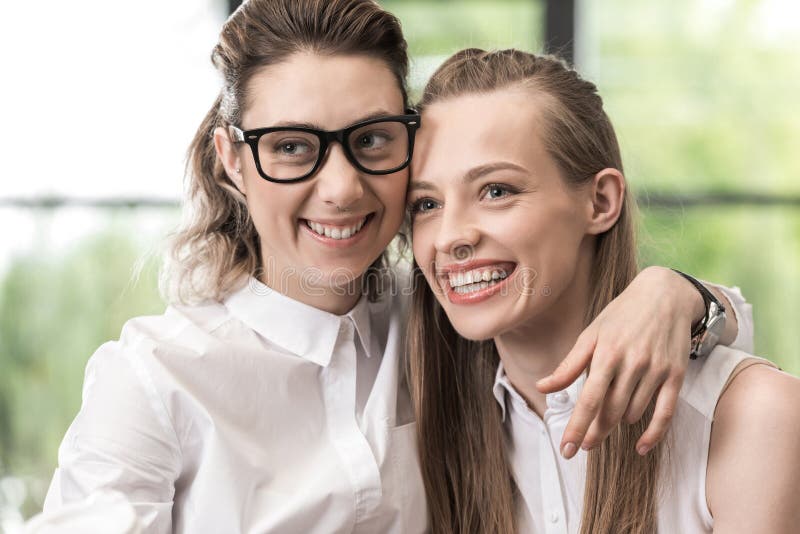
[407,48,800,533]
[40,1,757,532]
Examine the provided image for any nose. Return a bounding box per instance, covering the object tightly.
[315,143,364,210]
[434,202,481,263]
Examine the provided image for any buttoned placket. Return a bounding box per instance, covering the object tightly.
[541,390,575,534]
[321,317,383,528]
[508,390,569,534]
[535,415,568,534]
[539,423,567,534]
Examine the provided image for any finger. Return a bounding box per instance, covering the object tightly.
[583,418,603,452]
[559,366,616,459]
[635,374,683,455]
[537,330,597,393]
[582,365,646,447]
[624,371,667,424]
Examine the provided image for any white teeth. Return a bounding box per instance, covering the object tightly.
[448,267,510,290]
[305,217,368,240]
[454,281,491,294]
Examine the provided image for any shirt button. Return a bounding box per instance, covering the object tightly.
[549,510,559,523]
[552,391,569,404]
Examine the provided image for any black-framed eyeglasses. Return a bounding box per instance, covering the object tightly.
[228,111,421,184]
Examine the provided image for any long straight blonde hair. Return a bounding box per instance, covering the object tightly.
[407,49,659,534]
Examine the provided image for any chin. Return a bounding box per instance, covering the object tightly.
[317,266,364,289]
[447,312,506,342]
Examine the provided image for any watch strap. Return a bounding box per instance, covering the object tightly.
[670,269,726,359]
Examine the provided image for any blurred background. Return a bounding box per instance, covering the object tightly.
[0,0,798,528]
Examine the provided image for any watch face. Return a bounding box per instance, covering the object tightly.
[706,307,727,334]
[694,302,726,358]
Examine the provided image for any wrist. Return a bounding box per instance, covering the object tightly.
[681,275,707,328]
[670,269,728,359]
[641,266,705,326]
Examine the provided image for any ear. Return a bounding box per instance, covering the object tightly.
[213,126,246,194]
[586,168,626,235]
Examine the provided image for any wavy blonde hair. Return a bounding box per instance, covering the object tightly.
[160,0,409,304]
[407,49,659,534]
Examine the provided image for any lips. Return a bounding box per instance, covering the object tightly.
[436,260,517,305]
[299,213,375,247]
[447,266,510,291]
[304,216,368,240]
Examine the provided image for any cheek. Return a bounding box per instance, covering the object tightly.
[411,218,437,268]
[243,179,306,232]
[375,172,409,213]
[369,174,409,240]
[496,202,587,276]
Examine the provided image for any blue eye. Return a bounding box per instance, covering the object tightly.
[409,198,440,215]
[482,184,513,200]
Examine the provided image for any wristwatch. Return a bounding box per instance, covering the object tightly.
[671,269,727,359]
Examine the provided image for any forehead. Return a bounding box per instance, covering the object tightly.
[412,88,552,182]
[242,52,404,129]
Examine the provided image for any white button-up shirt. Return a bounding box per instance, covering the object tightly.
[43,276,427,534]
[494,284,756,534]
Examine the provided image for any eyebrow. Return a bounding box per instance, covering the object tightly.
[409,161,528,193]
[269,109,401,130]
[408,180,437,193]
[464,161,528,183]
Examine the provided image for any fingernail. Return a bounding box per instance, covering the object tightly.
[536,376,550,386]
[561,442,577,458]
[637,445,650,456]
[581,442,594,451]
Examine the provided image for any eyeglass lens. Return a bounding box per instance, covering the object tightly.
[256,120,410,181]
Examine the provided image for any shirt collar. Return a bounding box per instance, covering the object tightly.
[224,277,377,367]
[493,361,587,422]
[347,293,380,360]
[493,362,513,422]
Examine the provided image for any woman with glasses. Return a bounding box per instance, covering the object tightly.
[38,1,756,532]
[407,48,798,533]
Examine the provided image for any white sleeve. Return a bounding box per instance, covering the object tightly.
[26,490,144,534]
[702,282,755,354]
[43,341,181,533]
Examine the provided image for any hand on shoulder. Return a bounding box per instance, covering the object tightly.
[707,361,800,534]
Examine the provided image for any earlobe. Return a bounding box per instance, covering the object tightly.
[213,126,246,194]
[587,168,626,235]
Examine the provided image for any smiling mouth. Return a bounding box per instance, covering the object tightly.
[448,265,511,294]
[449,269,508,295]
[438,262,518,303]
[302,213,374,241]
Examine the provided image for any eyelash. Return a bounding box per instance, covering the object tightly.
[481,183,517,200]
[408,183,519,216]
[407,197,440,216]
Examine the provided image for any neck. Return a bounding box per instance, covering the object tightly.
[494,266,592,417]
[259,258,362,316]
